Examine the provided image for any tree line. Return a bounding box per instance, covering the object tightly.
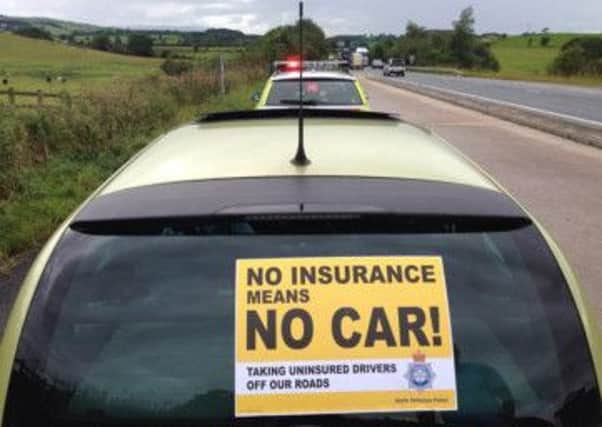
[368,7,499,71]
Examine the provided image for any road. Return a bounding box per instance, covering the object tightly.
[366,69,602,124]
[361,76,602,320]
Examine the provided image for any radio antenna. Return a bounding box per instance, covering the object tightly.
[291,1,310,166]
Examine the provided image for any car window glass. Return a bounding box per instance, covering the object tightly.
[266,79,363,106]
[5,223,599,426]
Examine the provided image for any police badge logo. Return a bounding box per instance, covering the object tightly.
[404,351,436,391]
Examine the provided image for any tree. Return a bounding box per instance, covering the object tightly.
[113,36,125,53]
[450,6,476,68]
[258,19,327,62]
[540,27,551,47]
[370,43,385,60]
[406,21,427,39]
[127,34,155,57]
[90,34,112,51]
[13,26,52,40]
[291,19,328,59]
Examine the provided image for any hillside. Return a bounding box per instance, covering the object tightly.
[0,15,101,36]
[491,34,597,76]
[0,33,161,93]
[0,15,258,46]
[479,33,602,85]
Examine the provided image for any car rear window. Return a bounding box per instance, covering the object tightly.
[266,79,363,106]
[4,216,600,427]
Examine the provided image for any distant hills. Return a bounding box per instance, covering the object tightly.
[0,15,101,36]
[0,15,259,46]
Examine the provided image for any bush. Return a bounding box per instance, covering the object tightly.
[0,61,264,198]
[550,46,588,76]
[161,59,194,76]
[550,37,602,76]
[127,34,155,57]
[474,43,500,71]
[562,37,602,59]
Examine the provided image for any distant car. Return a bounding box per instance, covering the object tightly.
[384,58,406,77]
[1,108,600,425]
[371,59,384,69]
[255,70,369,110]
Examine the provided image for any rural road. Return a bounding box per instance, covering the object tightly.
[361,76,602,321]
[365,69,602,124]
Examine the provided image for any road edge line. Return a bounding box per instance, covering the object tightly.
[364,74,602,149]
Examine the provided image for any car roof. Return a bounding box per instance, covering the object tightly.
[98,111,498,197]
[271,71,356,81]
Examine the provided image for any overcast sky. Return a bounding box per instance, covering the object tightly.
[2,0,601,35]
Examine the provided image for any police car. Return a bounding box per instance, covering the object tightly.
[254,59,369,110]
[0,108,600,426]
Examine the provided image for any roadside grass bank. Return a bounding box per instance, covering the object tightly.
[401,66,602,87]
[0,64,265,275]
[462,69,602,87]
[406,66,464,76]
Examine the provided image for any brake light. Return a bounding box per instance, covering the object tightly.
[285,55,302,71]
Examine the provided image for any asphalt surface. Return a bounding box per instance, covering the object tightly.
[361,76,602,321]
[365,68,602,124]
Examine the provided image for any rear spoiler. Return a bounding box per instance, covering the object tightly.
[71,177,530,233]
[198,109,400,123]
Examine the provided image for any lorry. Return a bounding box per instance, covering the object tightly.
[355,47,369,67]
[351,52,364,70]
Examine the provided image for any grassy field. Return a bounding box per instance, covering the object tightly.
[479,33,602,86]
[414,33,602,86]
[0,33,162,94]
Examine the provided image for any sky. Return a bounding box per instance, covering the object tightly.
[2,0,601,36]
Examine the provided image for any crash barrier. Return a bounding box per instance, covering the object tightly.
[365,74,602,149]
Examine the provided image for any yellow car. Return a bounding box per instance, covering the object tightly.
[0,109,600,426]
[255,70,369,110]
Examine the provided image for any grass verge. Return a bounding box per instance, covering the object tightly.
[0,75,263,275]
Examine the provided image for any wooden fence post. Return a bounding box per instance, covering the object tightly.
[219,55,226,96]
[8,87,15,105]
[37,89,43,106]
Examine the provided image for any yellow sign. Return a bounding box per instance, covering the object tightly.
[235,256,457,416]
